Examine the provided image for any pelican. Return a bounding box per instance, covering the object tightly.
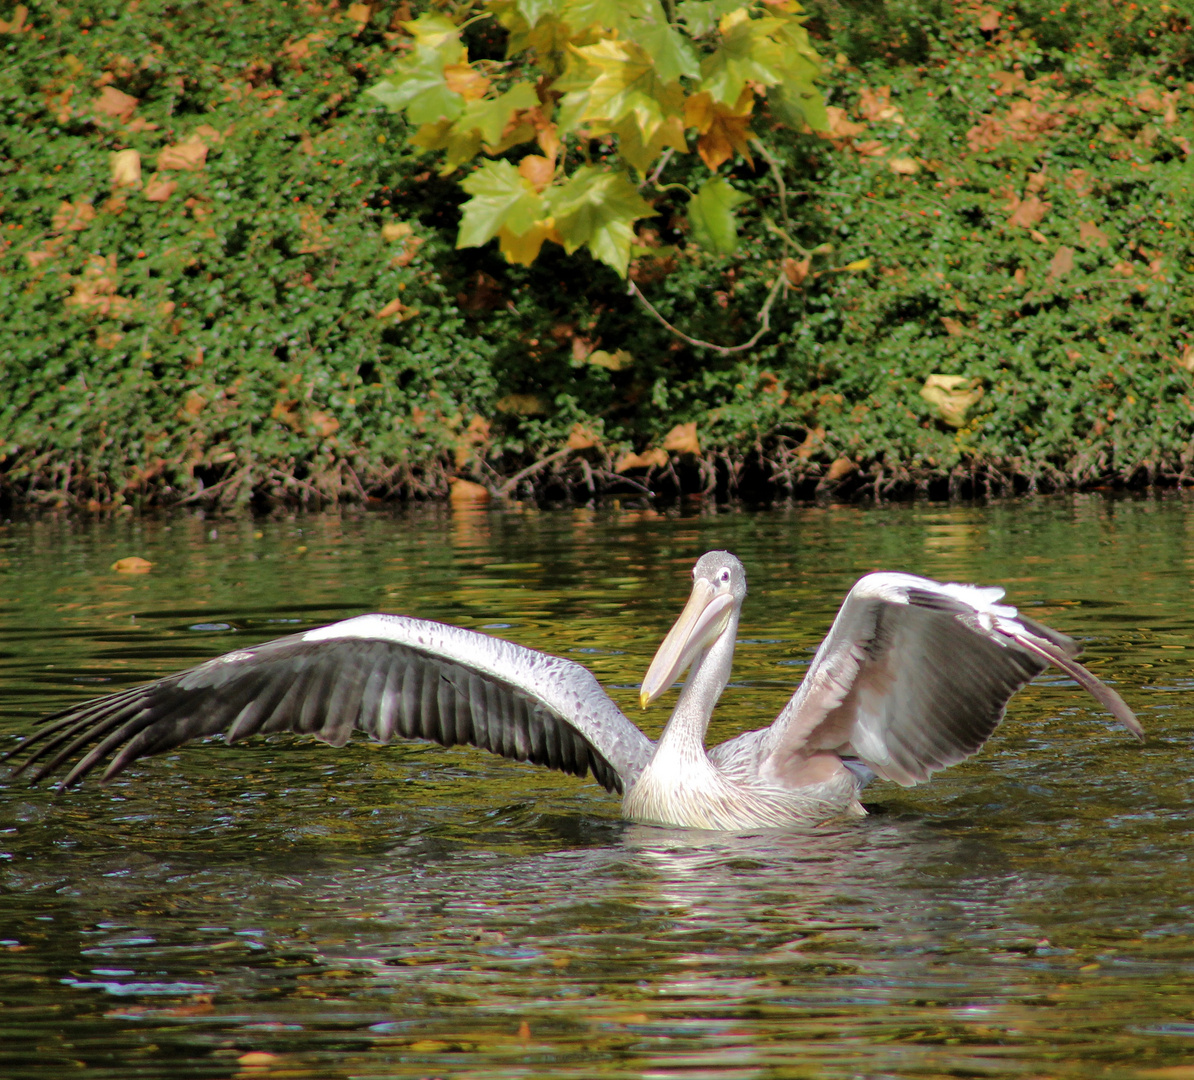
[4,552,1141,829]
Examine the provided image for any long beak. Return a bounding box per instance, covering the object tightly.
[640,581,735,708]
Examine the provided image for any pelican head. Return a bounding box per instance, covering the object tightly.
[640,551,747,709]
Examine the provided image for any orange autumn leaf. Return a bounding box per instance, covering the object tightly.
[0,4,28,33]
[143,173,177,202]
[615,448,668,472]
[517,154,555,192]
[662,421,700,456]
[1047,245,1074,280]
[443,63,491,101]
[93,85,138,122]
[450,478,490,505]
[782,256,811,286]
[821,106,867,139]
[111,556,153,574]
[1007,194,1049,228]
[1078,221,1108,249]
[52,199,95,232]
[685,91,754,171]
[567,423,598,450]
[157,134,208,171]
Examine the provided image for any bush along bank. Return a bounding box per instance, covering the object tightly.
[0,0,1191,510]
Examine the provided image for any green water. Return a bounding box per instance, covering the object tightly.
[1,497,1192,1079]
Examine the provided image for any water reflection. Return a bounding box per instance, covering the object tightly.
[1,497,1194,1079]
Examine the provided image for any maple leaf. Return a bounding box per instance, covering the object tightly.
[1078,221,1109,249]
[633,11,700,84]
[687,177,749,254]
[410,119,483,173]
[453,82,540,147]
[686,90,754,170]
[562,0,653,35]
[457,160,548,249]
[93,86,138,122]
[600,113,687,173]
[443,64,491,101]
[700,10,789,105]
[368,53,464,126]
[1007,194,1049,229]
[546,166,657,276]
[564,38,685,145]
[499,221,559,265]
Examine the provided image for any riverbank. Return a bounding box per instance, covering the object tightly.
[1,0,1190,510]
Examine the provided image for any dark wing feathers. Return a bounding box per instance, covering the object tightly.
[762,572,1140,787]
[6,627,638,794]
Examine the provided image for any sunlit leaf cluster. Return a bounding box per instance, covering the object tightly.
[367,0,827,275]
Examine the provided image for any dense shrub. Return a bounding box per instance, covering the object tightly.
[0,0,1190,507]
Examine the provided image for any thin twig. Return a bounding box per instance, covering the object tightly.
[643,147,676,189]
[496,446,574,496]
[751,138,790,234]
[628,272,785,355]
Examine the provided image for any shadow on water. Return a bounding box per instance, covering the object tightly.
[1,496,1193,1078]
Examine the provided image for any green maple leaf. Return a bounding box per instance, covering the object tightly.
[402,14,466,63]
[457,160,548,249]
[564,38,684,144]
[453,82,540,147]
[676,0,743,38]
[687,177,750,254]
[700,11,788,104]
[517,0,565,28]
[546,166,657,276]
[562,0,652,34]
[632,12,701,84]
[367,39,465,126]
[410,119,484,173]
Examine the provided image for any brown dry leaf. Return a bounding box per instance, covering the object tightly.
[52,199,96,232]
[450,478,490,505]
[182,391,206,417]
[457,271,503,312]
[1047,245,1074,280]
[157,134,208,171]
[978,7,1001,31]
[112,556,153,574]
[65,254,134,317]
[1065,168,1093,195]
[567,424,598,450]
[858,85,901,124]
[94,85,138,122]
[375,297,417,321]
[495,394,547,416]
[686,91,754,171]
[1111,260,1134,277]
[821,106,867,139]
[1013,267,1027,285]
[587,349,633,371]
[1135,86,1163,112]
[852,139,887,157]
[795,427,825,460]
[143,173,177,202]
[346,2,372,31]
[966,115,1005,152]
[990,70,1025,94]
[25,235,67,269]
[1178,344,1194,373]
[443,63,491,101]
[615,448,668,472]
[271,398,301,430]
[296,205,332,254]
[0,4,28,33]
[782,257,811,286]
[1029,229,1047,243]
[95,330,124,349]
[382,221,413,242]
[1025,169,1048,194]
[109,148,141,189]
[1078,221,1108,249]
[1007,194,1049,229]
[517,154,555,192]
[308,410,339,438]
[1162,91,1180,126]
[920,374,983,427]
[825,457,856,482]
[888,156,918,174]
[941,316,967,337]
[571,336,595,363]
[662,422,700,456]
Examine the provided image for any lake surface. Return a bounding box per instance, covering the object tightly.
[1,496,1192,1079]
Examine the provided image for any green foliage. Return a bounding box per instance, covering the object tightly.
[367,0,828,275]
[0,0,1191,510]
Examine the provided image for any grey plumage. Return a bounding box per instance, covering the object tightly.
[4,555,1142,830]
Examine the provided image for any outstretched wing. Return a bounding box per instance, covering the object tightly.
[754,573,1141,787]
[5,615,654,793]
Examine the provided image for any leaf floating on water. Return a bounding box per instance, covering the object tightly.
[111,556,153,574]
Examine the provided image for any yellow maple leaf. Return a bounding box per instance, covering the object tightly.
[685,91,754,171]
